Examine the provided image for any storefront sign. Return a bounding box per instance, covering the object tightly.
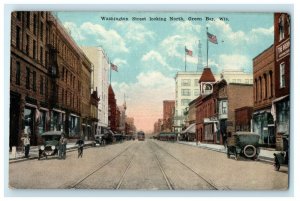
[276,38,290,61]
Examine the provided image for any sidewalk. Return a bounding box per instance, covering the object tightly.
[177,141,282,163]
[9,141,95,163]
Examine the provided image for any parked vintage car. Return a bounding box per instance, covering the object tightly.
[38,131,63,160]
[94,134,105,146]
[227,131,260,160]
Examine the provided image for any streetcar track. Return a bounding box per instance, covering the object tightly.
[115,143,141,189]
[150,140,220,190]
[64,143,137,189]
[148,142,174,190]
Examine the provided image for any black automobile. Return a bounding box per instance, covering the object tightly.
[38,131,62,160]
[227,131,260,160]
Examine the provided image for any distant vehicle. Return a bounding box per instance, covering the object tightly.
[157,132,177,141]
[137,131,145,141]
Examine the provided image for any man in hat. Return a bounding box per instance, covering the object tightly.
[21,127,31,158]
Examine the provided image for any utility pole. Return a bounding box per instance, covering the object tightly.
[197,40,203,72]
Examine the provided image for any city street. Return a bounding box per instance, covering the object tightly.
[9,140,288,190]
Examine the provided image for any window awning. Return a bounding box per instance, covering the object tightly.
[181,123,195,134]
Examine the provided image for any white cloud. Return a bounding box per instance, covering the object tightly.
[112,71,175,131]
[115,21,155,43]
[160,35,198,58]
[251,26,274,36]
[209,20,273,45]
[218,54,250,70]
[141,50,178,71]
[63,22,86,41]
[80,22,129,53]
[172,21,201,33]
[113,58,127,66]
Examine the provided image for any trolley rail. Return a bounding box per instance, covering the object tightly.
[150,140,222,190]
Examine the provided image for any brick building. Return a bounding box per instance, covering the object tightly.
[10,11,93,148]
[252,45,276,147]
[108,84,117,132]
[196,78,253,145]
[162,100,175,132]
[235,107,253,132]
[273,13,290,150]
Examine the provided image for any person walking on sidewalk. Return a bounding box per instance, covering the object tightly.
[76,137,84,158]
[21,133,30,158]
[59,134,68,159]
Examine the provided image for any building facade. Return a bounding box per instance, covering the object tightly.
[252,45,276,147]
[273,13,290,150]
[108,85,117,132]
[80,47,109,134]
[10,11,93,148]
[162,100,175,132]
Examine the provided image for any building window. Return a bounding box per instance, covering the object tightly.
[45,78,48,97]
[33,14,37,35]
[220,100,227,114]
[32,71,36,91]
[33,40,36,60]
[40,46,43,64]
[181,79,191,86]
[16,61,21,85]
[279,14,285,41]
[40,22,44,41]
[280,62,286,88]
[26,12,30,29]
[25,34,29,54]
[269,71,273,97]
[26,67,30,89]
[181,99,191,106]
[245,79,249,84]
[194,79,199,86]
[16,26,21,49]
[181,89,191,96]
[194,89,200,96]
[16,12,21,20]
[40,76,44,95]
[264,74,268,99]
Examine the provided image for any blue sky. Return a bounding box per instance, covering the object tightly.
[56,12,274,131]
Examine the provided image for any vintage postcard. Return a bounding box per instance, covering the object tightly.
[8,10,290,191]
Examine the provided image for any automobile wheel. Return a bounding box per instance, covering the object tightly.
[243,145,256,158]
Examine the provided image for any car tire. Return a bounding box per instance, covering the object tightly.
[243,145,256,158]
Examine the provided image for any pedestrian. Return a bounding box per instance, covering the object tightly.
[76,137,84,158]
[21,132,30,158]
[59,134,68,159]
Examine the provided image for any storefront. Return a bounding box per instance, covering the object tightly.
[69,113,81,137]
[50,108,65,132]
[273,95,289,150]
[253,109,275,147]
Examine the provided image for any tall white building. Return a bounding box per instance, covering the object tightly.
[81,47,109,134]
[174,71,205,132]
[221,69,253,84]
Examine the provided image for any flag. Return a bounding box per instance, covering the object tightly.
[207,32,218,44]
[185,48,193,56]
[111,63,118,72]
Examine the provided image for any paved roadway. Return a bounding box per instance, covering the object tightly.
[9,139,288,190]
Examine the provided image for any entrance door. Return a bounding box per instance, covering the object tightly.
[9,93,20,150]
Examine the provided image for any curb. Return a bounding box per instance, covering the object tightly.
[9,143,95,164]
[177,141,274,163]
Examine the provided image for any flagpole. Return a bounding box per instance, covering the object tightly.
[185,46,186,72]
[110,62,112,84]
[206,27,208,68]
